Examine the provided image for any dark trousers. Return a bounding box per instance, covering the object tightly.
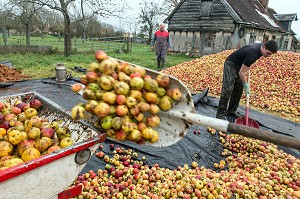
[216,60,243,118]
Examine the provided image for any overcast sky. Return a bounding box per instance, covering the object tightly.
[107,0,300,37]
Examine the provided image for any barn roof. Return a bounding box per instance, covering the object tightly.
[274,13,298,22]
[165,0,290,33]
[221,0,287,32]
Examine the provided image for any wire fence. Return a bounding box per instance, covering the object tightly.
[0,35,136,53]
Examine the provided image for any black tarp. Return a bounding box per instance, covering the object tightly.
[0,78,299,174]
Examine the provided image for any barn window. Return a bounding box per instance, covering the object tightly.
[200,0,213,17]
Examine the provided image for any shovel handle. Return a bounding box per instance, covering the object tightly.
[167,110,300,150]
[245,70,250,126]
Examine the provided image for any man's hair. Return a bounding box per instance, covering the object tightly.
[263,40,278,53]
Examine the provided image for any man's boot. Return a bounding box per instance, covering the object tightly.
[161,60,165,69]
[157,60,161,69]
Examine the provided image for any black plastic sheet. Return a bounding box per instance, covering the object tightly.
[0,79,299,174]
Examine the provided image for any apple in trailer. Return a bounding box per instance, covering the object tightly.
[24,108,38,119]
[30,99,43,109]
[41,127,55,138]
[60,137,74,148]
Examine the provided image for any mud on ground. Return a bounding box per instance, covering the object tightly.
[0,64,30,82]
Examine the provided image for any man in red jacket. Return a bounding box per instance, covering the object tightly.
[150,24,172,70]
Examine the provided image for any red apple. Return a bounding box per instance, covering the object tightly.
[86,72,99,83]
[30,99,43,109]
[71,83,83,93]
[41,127,55,138]
[95,50,108,62]
[116,94,126,105]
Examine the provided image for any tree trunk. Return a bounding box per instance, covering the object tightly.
[25,24,30,46]
[64,14,71,57]
[147,25,153,45]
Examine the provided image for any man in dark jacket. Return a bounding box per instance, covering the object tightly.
[150,23,172,69]
[216,40,278,120]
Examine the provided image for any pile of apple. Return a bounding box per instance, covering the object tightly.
[71,50,182,144]
[0,99,74,170]
[69,131,300,199]
[162,51,300,121]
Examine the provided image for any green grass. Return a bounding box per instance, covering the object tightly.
[0,36,196,79]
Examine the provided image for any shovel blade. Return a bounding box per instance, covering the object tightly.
[235,117,260,129]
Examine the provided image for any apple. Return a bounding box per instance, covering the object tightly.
[93,103,110,118]
[156,74,170,88]
[0,128,6,136]
[144,78,158,92]
[114,81,130,95]
[88,83,99,92]
[149,104,160,115]
[141,127,154,140]
[4,113,15,122]
[116,105,128,117]
[99,75,114,91]
[24,108,38,119]
[41,127,55,138]
[146,115,160,128]
[101,116,113,130]
[125,97,137,108]
[122,63,135,75]
[133,113,144,122]
[28,127,41,140]
[0,114,4,123]
[86,71,99,83]
[145,92,158,104]
[129,105,140,116]
[0,101,5,111]
[129,90,143,101]
[30,99,43,109]
[11,107,22,115]
[2,158,24,168]
[17,139,35,156]
[130,72,142,79]
[156,87,166,97]
[116,94,126,105]
[34,137,52,152]
[118,72,131,84]
[130,77,144,91]
[60,137,74,148]
[134,66,146,77]
[115,129,126,141]
[21,148,41,162]
[17,112,27,122]
[171,88,182,101]
[7,130,24,145]
[137,122,147,131]
[0,141,13,157]
[99,59,115,75]
[0,121,9,130]
[102,92,117,105]
[159,96,173,111]
[138,102,150,112]
[112,117,122,130]
[47,145,62,154]
[127,129,142,142]
[72,83,83,93]
[82,89,96,100]
[95,50,108,62]
[80,75,88,85]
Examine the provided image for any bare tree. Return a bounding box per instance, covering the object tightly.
[6,0,41,46]
[163,0,181,14]
[17,0,124,57]
[138,0,162,44]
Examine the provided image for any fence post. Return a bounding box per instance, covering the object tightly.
[2,26,7,45]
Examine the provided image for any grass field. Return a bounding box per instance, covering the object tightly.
[0,35,195,79]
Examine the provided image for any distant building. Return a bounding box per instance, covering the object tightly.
[164,0,298,55]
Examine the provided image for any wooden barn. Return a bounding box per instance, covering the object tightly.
[164,0,298,55]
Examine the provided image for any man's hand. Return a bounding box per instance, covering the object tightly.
[150,46,154,50]
[168,48,172,52]
[243,83,250,96]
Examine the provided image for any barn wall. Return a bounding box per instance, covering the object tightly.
[168,0,235,32]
